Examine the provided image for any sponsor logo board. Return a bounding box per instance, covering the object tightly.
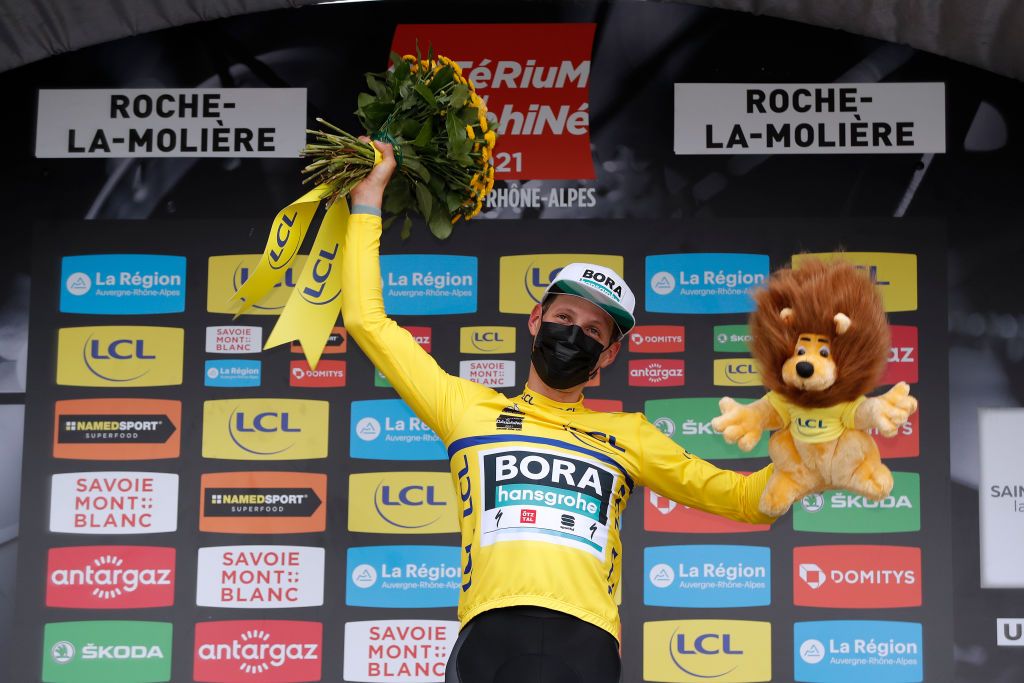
[793,545,921,608]
[713,325,752,353]
[645,398,768,459]
[793,252,918,312]
[380,255,477,315]
[713,358,762,387]
[980,409,1024,587]
[291,326,347,354]
[42,620,172,683]
[583,399,623,412]
[53,398,180,460]
[57,326,183,387]
[871,408,919,458]
[997,618,1024,647]
[459,360,516,388]
[207,255,305,315]
[643,619,771,682]
[793,472,920,533]
[199,472,326,534]
[882,325,919,385]
[289,359,346,387]
[193,620,322,683]
[46,546,175,609]
[60,254,185,314]
[205,359,261,388]
[346,546,460,608]
[498,254,624,313]
[342,620,458,683]
[196,545,324,608]
[629,359,685,387]
[645,545,770,607]
[50,472,178,534]
[202,399,329,461]
[646,254,769,314]
[645,489,770,533]
[460,326,516,354]
[629,325,686,354]
[207,325,262,353]
[348,472,458,534]
[350,399,445,460]
[794,620,922,682]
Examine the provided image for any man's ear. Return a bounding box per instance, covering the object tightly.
[597,339,621,369]
[528,304,543,336]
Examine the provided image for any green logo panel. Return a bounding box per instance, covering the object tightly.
[43,621,172,683]
[714,324,752,353]
[644,397,769,460]
[792,471,921,533]
[374,367,392,387]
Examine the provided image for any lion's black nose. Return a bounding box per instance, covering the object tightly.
[796,361,815,378]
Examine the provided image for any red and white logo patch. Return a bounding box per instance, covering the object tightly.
[289,360,346,388]
[882,325,918,385]
[193,620,322,683]
[46,545,175,608]
[628,359,685,387]
[628,325,685,353]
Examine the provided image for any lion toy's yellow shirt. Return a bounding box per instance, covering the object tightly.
[766,391,866,443]
[341,213,775,641]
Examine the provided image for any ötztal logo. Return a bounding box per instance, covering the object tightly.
[392,24,596,180]
[194,620,322,683]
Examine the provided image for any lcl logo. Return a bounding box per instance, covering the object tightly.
[378,485,447,507]
[300,242,341,305]
[233,412,300,433]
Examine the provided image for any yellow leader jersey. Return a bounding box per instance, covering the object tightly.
[341,213,776,641]
[766,392,866,444]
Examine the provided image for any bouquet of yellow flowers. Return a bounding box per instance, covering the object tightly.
[302,50,497,239]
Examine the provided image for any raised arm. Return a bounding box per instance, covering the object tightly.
[342,140,493,439]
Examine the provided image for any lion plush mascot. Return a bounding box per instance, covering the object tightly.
[711,258,918,517]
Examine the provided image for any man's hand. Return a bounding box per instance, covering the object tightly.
[349,136,397,210]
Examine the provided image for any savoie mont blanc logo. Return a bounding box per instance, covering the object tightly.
[61,254,185,314]
[646,254,769,314]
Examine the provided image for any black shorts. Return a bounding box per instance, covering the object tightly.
[445,606,621,683]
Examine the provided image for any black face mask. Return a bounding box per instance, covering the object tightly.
[531,321,608,390]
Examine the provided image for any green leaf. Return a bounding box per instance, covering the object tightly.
[412,118,433,147]
[445,113,465,149]
[450,83,469,109]
[445,191,463,213]
[365,74,387,98]
[413,83,437,107]
[427,204,453,239]
[401,214,413,240]
[382,214,398,231]
[400,157,430,183]
[382,174,412,214]
[414,182,433,221]
[356,92,375,111]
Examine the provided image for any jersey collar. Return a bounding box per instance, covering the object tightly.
[517,385,585,412]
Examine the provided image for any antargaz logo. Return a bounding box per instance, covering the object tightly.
[882,325,919,385]
[643,619,771,683]
[202,399,329,461]
[60,254,186,315]
[498,254,624,314]
[207,255,306,315]
[629,359,685,387]
[57,326,183,387]
[53,398,180,460]
[461,326,516,354]
[46,546,175,609]
[348,472,458,534]
[42,620,172,683]
[200,472,326,534]
[193,620,322,683]
[793,472,920,533]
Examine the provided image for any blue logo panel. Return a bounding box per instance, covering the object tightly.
[381,255,477,315]
[61,254,186,314]
[794,621,923,683]
[350,399,445,460]
[644,545,771,607]
[645,253,769,314]
[346,546,460,607]
[204,360,261,387]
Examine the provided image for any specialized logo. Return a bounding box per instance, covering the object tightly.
[196,546,325,608]
[380,255,477,315]
[645,545,770,608]
[645,398,768,459]
[60,255,185,314]
[460,360,516,387]
[348,472,459,534]
[645,489,770,534]
[350,399,445,460]
[50,472,178,535]
[793,545,921,608]
[643,619,771,683]
[793,472,920,533]
[713,358,762,387]
[194,620,322,683]
[53,398,180,460]
[871,408,919,458]
[346,546,460,608]
[202,398,329,460]
[42,620,172,683]
[479,447,622,559]
[645,254,769,314]
[207,325,263,353]
[882,325,919,385]
[207,255,305,314]
[629,359,685,387]
[291,326,347,354]
[392,23,596,180]
[205,360,261,388]
[460,326,516,354]
[713,325,752,353]
[583,398,623,412]
[498,254,624,313]
[793,252,918,312]
[289,359,346,387]
[199,472,326,534]
[57,326,183,387]
[629,325,686,353]
[794,620,922,682]
[343,620,458,683]
[46,546,175,609]
[997,619,1024,647]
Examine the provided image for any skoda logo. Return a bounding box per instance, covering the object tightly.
[51,640,76,664]
[654,417,675,436]
[801,494,825,513]
[65,272,91,296]
[650,271,675,295]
